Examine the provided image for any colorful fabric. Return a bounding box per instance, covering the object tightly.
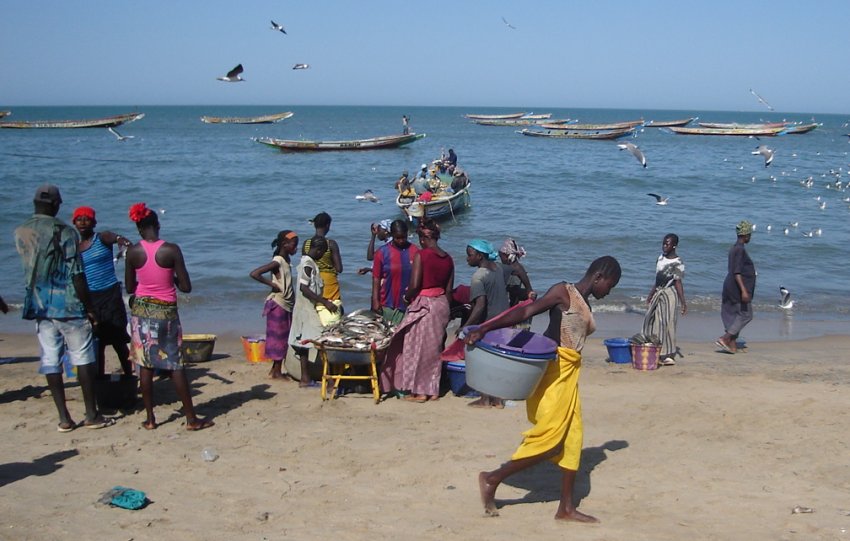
[642,286,679,357]
[287,256,324,363]
[381,306,405,326]
[512,347,583,471]
[319,270,341,302]
[499,238,526,263]
[134,240,176,302]
[380,294,450,396]
[373,241,418,310]
[653,255,685,289]
[89,282,130,346]
[129,296,183,370]
[81,233,119,291]
[470,265,510,320]
[263,299,292,360]
[418,248,454,290]
[266,255,294,311]
[468,239,498,260]
[15,214,86,320]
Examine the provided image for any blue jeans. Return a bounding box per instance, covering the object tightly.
[36,318,95,375]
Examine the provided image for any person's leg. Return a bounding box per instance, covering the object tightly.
[45,373,74,430]
[36,320,74,429]
[172,368,213,430]
[139,366,156,429]
[479,445,561,516]
[62,318,104,425]
[96,340,107,377]
[554,468,599,522]
[76,362,103,424]
[113,342,133,376]
[297,349,312,387]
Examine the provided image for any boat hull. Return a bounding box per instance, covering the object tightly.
[464,112,527,120]
[538,120,644,130]
[201,112,293,124]
[645,117,695,127]
[668,126,786,136]
[397,183,471,221]
[0,112,144,129]
[520,128,635,140]
[255,133,425,152]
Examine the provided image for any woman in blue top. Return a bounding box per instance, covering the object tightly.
[73,206,133,377]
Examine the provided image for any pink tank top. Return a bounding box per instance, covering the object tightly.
[135,240,177,302]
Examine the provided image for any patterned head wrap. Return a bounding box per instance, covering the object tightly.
[499,237,526,263]
[468,239,498,261]
[736,220,754,236]
[378,219,393,231]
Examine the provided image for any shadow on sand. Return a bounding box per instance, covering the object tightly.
[0,449,79,488]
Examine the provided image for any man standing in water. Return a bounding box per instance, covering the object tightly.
[716,220,756,354]
[15,184,112,432]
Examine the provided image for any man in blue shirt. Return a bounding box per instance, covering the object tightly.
[15,184,112,432]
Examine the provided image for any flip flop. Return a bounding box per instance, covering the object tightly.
[714,339,735,354]
[298,381,320,388]
[84,418,116,429]
[57,422,77,433]
[185,418,215,431]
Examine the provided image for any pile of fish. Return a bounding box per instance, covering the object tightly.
[314,309,395,350]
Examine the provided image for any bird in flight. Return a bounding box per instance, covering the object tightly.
[501,16,517,30]
[292,64,310,70]
[617,142,647,168]
[779,286,794,310]
[752,145,774,167]
[271,20,286,34]
[217,64,245,82]
[107,127,134,141]
[749,88,774,111]
[647,193,669,205]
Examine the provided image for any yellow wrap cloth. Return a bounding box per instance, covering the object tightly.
[319,270,341,301]
[511,346,583,471]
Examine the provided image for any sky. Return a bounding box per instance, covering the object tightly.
[2,0,849,113]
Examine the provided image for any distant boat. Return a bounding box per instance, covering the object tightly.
[783,123,818,135]
[254,133,425,152]
[201,111,293,124]
[519,128,636,140]
[645,117,695,128]
[472,117,571,127]
[668,126,786,136]
[537,120,644,130]
[697,121,788,130]
[397,179,471,222]
[0,112,144,129]
[520,113,552,120]
[0,111,10,119]
[464,112,527,120]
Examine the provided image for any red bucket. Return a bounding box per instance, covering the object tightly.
[630,344,659,371]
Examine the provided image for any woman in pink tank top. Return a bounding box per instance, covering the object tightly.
[125,203,213,431]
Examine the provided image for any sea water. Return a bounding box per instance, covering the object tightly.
[1,106,848,340]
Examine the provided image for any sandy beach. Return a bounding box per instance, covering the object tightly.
[1,328,849,541]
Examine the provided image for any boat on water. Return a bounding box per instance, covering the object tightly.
[464,112,527,120]
[697,121,788,130]
[519,113,552,120]
[0,112,145,129]
[645,117,695,128]
[0,111,10,119]
[783,123,818,134]
[201,111,293,124]
[472,117,570,127]
[537,119,644,130]
[519,128,635,140]
[667,126,786,136]
[397,177,471,222]
[254,133,425,152]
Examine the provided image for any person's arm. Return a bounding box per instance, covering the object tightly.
[370,251,384,312]
[124,246,139,294]
[169,244,192,293]
[72,273,97,325]
[403,252,423,304]
[735,274,750,304]
[674,278,687,315]
[249,260,282,291]
[329,239,343,273]
[465,282,569,344]
[366,225,378,262]
[512,262,535,299]
[466,295,487,327]
[729,246,750,304]
[98,230,132,249]
[300,266,338,313]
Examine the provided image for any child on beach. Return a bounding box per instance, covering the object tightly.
[250,230,298,380]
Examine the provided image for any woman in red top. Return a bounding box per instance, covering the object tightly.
[380,218,454,402]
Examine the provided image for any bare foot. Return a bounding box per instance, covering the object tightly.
[269,372,295,381]
[185,417,214,431]
[141,420,157,430]
[554,508,599,523]
[403,394,427,403]
[468,397,491,408]
[479,471,500,517]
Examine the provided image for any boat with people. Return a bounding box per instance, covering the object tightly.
[254,133,425,152]
[519,128,636,140]
[395,157,472,222]
[667,126,787,136]
[645,117,696,127]
[0,112,145,129]
[201,111,293,124]
[697,121,788,130]
[464,112,527,120]
[537,119,644,130]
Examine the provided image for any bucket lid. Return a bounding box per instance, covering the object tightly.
[468,328,557,359]
[603,338,630,347]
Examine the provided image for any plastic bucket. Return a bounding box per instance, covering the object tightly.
[464,328,556,400]
[181,334,216,363]
[631,344,659,371]
[95,375,138,411]
[604,338,632,364]
[241,335,270,363]
[444,361,477,397]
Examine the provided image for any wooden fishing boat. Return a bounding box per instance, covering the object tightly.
[520,113,552,120]
[645,117,695,127]
[201,111,293,124]
[519,128,635,140]
[396,180,471,222]
[0,111,10,119]
[254,133,425,152]
[464,112,527,120]
[698,121,788,130]
[783,123,818,134]
[668,126,786,136]
[0,112,144,129]
[472,117,571,127]
[538,119,644,130]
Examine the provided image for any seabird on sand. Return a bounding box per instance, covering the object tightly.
[779,286,794,310]
[647,193,669,205]
[752,145,774,167]
[501,16,517,30]
[749,88,775,111]
[355,189,380,203]
[217,64,245,82]
[107,127,134,141]
[292,64,310,70]
[271,20,286,34]
[617,142,647,168]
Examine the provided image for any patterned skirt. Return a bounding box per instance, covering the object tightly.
[130,296,183,370]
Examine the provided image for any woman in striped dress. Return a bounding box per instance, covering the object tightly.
[642,234,687,365]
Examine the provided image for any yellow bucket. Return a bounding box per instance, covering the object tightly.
[241,335,270,363]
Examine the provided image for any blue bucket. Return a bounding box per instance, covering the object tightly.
[604,338,632,364]
[444,362,478,397]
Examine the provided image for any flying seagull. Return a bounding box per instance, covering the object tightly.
[749,88,774,111]
[501,16,517,30]
[107,127,134,141]
[779,286,794,310]
[217,64,245,82]
[271,20,286,34]
[292,63,310,70]
[752,145,774,167]
[647,193,669,205]
[355,189,379,203]
[617,142,647,168]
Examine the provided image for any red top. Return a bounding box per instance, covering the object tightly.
[134,240,177,302]
[419,248,454,291]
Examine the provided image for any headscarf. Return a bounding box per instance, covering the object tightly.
[468,239,498,261]
[378,219,393,231]
[72,206,96,221]
[736,220,754,236]
[128,202,153,223]
[499,237,526,263]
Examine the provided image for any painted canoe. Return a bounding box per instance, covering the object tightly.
[0,111,10,119]
[537,119,644,130]
[520,128,635,140]
[783,123,818,134]
[201,111,293,124]
[396,181,471,222]
[254,133,425,152]
[472,117,571,127]
[645,117,695,127]
[697,121,788,130]
[0,112,144,129]
[520,113,552,120]
[464,112,527,120]
[668,126,786,136]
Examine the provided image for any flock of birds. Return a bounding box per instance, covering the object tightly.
[217,19,310,83]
